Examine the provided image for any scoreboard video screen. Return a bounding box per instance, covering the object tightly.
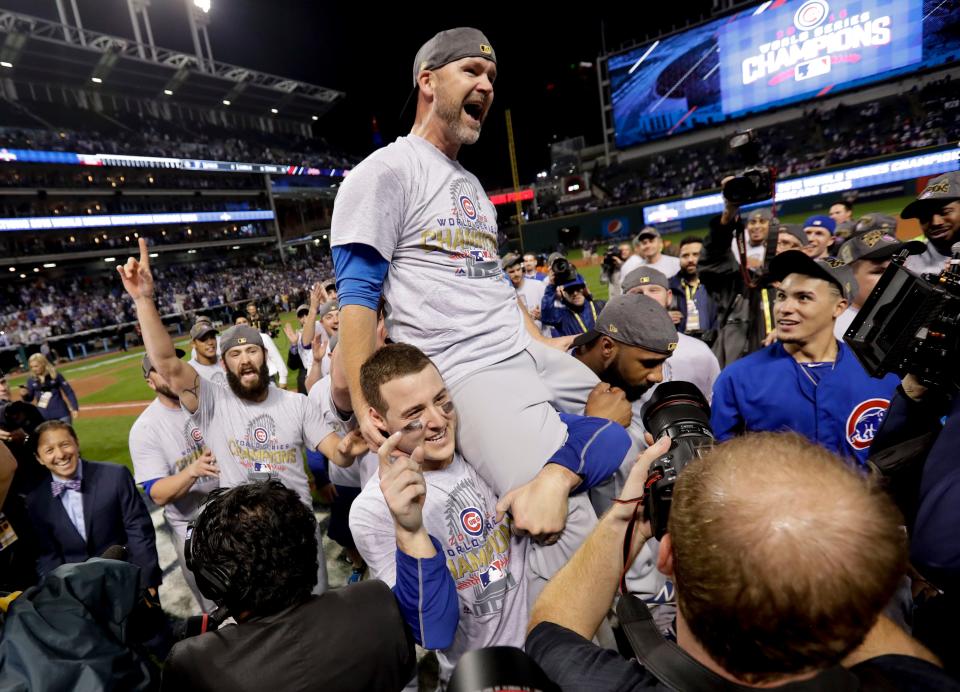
[609,0,960,149]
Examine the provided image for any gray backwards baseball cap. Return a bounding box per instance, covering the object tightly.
[776,222,808,248]
[413,28,496,86]
[621,266,670,293]
[318,300,339,319]
[901,172,960,219]
[570,293,678,355]
[501,252,522,269]
[142,348,186,378]
[838,226,925,264]
[220,325,264,354]
[768,250,858,302]
[296,304,310,317]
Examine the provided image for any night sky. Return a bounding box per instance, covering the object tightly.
[2,0,715,188]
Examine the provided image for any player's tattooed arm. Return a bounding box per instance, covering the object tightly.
[179,372,203,414]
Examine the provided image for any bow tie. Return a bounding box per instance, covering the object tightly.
[51,478,82,497]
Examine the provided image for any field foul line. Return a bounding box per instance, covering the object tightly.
[58,339,192,376]
[81,401,153,411]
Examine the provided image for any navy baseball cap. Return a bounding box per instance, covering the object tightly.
[803,215,837,235]
[560,276,587,291]
[768,251,857,302]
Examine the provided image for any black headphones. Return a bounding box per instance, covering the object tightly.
[184,517,244,606]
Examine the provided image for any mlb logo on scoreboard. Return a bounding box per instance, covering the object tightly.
[795,56,830,82]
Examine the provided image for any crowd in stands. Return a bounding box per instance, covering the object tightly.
[591,79,960,209]
[0,222,274,259]
[0,102,357,172]
[0,253,333,346]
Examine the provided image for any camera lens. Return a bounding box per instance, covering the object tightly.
[641,381,712,442]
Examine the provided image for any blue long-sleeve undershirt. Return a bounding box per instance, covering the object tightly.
[392,535,459,650]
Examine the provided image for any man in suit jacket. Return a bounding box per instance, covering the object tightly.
[25,420,161,591]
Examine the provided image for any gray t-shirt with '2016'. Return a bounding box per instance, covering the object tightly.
[330,134,529,386]
[187,379,324,508]
[129,398,217,537]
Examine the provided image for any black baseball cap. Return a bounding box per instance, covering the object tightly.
[571,293,678,355]
[768,251,857,302]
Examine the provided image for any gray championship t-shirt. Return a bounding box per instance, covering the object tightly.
[130,398,217,538]
[331,134,529,385]
[188,379,323,508]
[350,454,529,682]
[188,358,226,386]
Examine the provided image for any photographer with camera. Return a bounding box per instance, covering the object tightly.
[540,257,606,338]
[525,432,953,690]
[162,481,416,691]
[711,251,899,466]
[698,178,781,367]
[903,172,960,275]
[599,241,633,297]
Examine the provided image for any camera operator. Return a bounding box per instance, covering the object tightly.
[540,263,605,338]
[902,172,960,275]
[711,251,899,466]
[162,481,416,692]
[525,432,954,690]
[698,183,781,366]
[834,215,925,338]
[599,241,633,297]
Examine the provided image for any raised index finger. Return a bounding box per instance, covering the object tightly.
[138,237,150,269]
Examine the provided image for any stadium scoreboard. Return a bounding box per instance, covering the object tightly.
[609,0,960,149]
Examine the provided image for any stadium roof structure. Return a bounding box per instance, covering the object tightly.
[0,9,343,120]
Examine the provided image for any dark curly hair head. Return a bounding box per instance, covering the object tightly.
[191,480,318,616]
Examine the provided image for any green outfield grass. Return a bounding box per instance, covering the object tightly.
[11,311,306,466]
[75,415,140,473]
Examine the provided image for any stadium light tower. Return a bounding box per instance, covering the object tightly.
[186,0,215,74]
[126,0,159,61]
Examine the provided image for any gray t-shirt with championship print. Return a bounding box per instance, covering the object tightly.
[330,134,529,386]
[187,379,323,508]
